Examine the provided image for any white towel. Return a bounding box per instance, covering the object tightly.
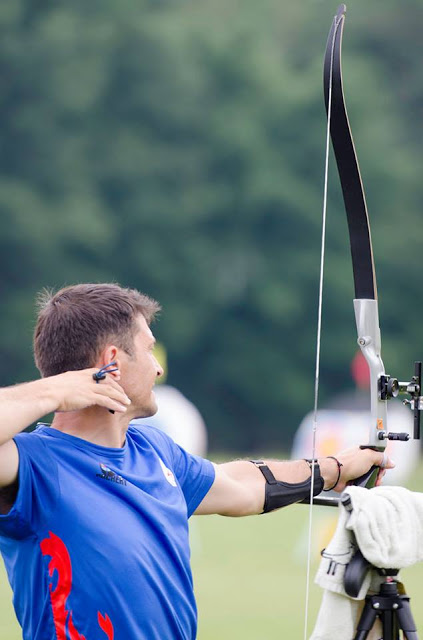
[345,485,423,568]
[310,486,423,639]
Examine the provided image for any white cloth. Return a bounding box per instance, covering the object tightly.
[310,485,423,639]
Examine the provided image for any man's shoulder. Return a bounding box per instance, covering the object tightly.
[13,425,50,450]
[11,428,63,477]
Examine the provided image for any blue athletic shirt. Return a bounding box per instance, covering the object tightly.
[0,423,215,640]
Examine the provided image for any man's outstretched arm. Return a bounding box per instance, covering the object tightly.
[194,448,393,516]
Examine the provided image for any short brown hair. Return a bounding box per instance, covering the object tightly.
[34,283,161,377]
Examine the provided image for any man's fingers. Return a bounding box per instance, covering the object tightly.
[94,394,130,413]
[94,383,131,409]
[93,380,131,413]
[372,453,394,486]
[53,368,130,412]
[376,465,390,486]
[378,452,395,470]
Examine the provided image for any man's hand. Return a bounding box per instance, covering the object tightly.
[46,368,131,414]
[319,447,394,493]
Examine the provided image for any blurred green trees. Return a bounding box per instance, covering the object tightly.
[0,0,422,450]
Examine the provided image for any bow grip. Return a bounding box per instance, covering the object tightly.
[349,465,379,489]
[349,445,381,488]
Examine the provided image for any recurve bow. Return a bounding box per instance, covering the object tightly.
[314,5,422,507]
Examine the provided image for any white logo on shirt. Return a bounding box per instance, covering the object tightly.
[158,458,177,487]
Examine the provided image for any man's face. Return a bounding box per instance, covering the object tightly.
[120,315,163,418]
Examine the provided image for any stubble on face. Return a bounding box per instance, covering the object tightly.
[122,316,162,419]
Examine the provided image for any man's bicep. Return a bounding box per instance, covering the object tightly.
[0,440,19,489]
[194,462,262,516]
[194,464,232,515]
[0,440,19,514]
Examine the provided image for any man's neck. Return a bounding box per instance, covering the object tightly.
[51,407,132,448]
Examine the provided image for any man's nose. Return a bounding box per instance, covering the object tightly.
[155,360,164,378]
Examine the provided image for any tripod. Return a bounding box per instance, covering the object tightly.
[345,552,418,639]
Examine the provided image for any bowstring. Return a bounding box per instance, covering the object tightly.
[303,17,337,640]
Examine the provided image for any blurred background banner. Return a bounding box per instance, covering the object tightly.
[1,0,423,636]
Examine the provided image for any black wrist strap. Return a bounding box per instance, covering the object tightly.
[249,460,278,484]
[303,458,320,474]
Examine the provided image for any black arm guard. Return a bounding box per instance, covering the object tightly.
[250,460,324,513]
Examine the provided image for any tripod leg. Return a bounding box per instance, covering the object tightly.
[397,598,418,640]
[381,608,398,640]
[354,599,378,640]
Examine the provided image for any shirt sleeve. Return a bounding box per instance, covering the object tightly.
[133,425,215,518]
[0,433,59,539]
[170,444,215,517]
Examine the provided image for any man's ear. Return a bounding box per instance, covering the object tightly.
[99,346,121,378]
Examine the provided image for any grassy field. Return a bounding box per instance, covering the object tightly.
[1,463,423,638]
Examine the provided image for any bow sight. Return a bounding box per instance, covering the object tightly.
[379,362,423,441]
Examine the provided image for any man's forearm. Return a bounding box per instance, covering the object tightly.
[0,368,131,448]
[199,458,330,517]
[220,458,339,493]
[0,378,58,445]
[263,458,339,490]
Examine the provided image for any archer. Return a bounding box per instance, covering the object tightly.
[0,283,392,639]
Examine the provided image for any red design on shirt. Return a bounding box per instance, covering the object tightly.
[68,613,86,640]
[40,532,115,640]
[98,612,114,640]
